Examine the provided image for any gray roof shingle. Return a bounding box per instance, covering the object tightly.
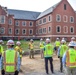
[7,9,41,20]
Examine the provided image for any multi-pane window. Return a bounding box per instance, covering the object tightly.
[48,15,52,22]
[29,22,33,27]
[15,21,19,26]
[39,28,42,34]
[29,29,33,35]
[8,28,12,34]
[0,15,5,24]
[56,14,61,22]
[22,21,26,26]
[43,18,46,23]
[48,27,51,33]
[43,28,46,33]
[8,19,12,25]
[64,4,67,10]
[22,29,26,34]
[15,29,20,34]
[0,27,5,34]
[36,29,38,34]
[70,16,74,23]
[63,15,68,22]
[56,26,61,33]
[70,27,74,33]
[39,20,42,25]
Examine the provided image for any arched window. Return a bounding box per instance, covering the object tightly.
[56,26,61,33]
[56,14,61,22]
[70,26,74,34]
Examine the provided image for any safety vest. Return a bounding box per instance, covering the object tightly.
[29,43,34,50]
[3,50,17,72]
[0,45,3,55]
[15,46,22,57]
[66,48,76,68]
[60,44,68,57]
[55,41,60,47]
[40,42,44,49]
[44,44,53,57]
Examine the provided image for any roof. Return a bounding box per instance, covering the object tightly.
[37,2,60,19]
[7,9,41,20]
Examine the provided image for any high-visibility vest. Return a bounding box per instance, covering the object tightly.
[44,44,53,57]
[40,42,44,49]
[15,46,22,57]
[0,45,4,55]
[29,43,34,50]
[66,49,76,68]
[55,41,60,47]
[60,44,68,57]
[3,50,17,72]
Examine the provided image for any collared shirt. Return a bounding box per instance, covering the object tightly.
[0,48,21,71]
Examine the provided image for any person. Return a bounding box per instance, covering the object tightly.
[39,38,44,59]
[0,39,20,75]
[28,39,34,59]
[62,41,76,75]
[0,40,4,58]
[58,39,68,72]
[54,38,60,55]
[71,37,75,42]
[43,38,54,74]
[15,41,23,65]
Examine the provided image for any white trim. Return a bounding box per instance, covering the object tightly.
[48,26,51,33]
[0,27,5,34]
[8,18,12,25]
[0,15,5,24]
[42,27,47,34]
[56,14,61,22]
[70,26,74,34]
[70,16,74,23]
[15,20,19,26]
[48,15,52,22]
[63,15,68,22]
[42,17,46,24]
[8,28,12,34]
[22,21,26,26]
[29,21,33,27]
[22,29,26,35]
[56,25,61,33]
[29,29,33,35]
[63,26,68,33]
[15,28,20,35]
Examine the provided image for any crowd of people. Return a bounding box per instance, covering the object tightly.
[0,37,76,75]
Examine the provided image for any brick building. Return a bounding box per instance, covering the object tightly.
[0,0,76,41]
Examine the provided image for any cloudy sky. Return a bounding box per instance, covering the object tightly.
[0,0,76,12]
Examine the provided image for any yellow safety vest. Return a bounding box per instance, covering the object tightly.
[29,43,34,50]
[40,42,44,49]
[66,49,76,67]
[0,45,4,55]
[55,41,60,47]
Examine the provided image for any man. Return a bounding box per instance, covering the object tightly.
[58,39,68,72]
[0,39,20,75]
[62,41,76,75]
[44,38,54,74]
[28,39,34,59]
[0,40,4,58]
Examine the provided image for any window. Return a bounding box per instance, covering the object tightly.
[0,15,5,24]
[56,14,61,22]
[70,27,74,34]
[29,22,33,27]
[22,29,26,34]
[8,19,12,25]
[64,4,66,10]
[63,15,68,22]
[0,27,5,34]
[39,20,42,25]
[48,15,52,22]
[48,27,51,33]
[63,26,68,33]
[56,26,61,33]
[43,18,46,23]
[29,29,33,35]
[15,21,19,26]
[15,29,20,34]
[22,21,26,26]
[43,28,46,34]
[36,29,38,34]
[70,16,74,23]
[39,28,42,34]
[8,28,12,34]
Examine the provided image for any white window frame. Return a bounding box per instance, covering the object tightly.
[56,14,61,22]
[0,15,5,24]
[29,22,33,27]
[43,28,47,34]
[48,15,52,22]
[15,21,19,26]
[70,26,74,34]
[48,26,51,33]
[56,25,61,33]
[0,27,5,34]
[8,28,12,34]
[39,19,42,25]
[15,28,20,35]
[8,18,12,25]
[22,21,26,26]
[63,15,68,22]
[29,29,33,35]
[70,16,74,23]
[63,26,68,33]
[43,18,46,24]
[22,29,26,35]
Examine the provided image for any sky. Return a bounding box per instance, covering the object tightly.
[0,0,76,12]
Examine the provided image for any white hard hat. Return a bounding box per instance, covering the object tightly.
[61,40,66,43]
[62,38,65,40]
[71,37,75,40]
[40,38,43,41]
[6,39,14,45]
[30,39,33,41]
[46,38,50,43]
[16,41,21,45]
[68,41,76,46]
[0,40,3,43]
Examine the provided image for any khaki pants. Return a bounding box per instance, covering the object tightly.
[64,67,76,75]
[29,50,34,59]
[40,49,44,58]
